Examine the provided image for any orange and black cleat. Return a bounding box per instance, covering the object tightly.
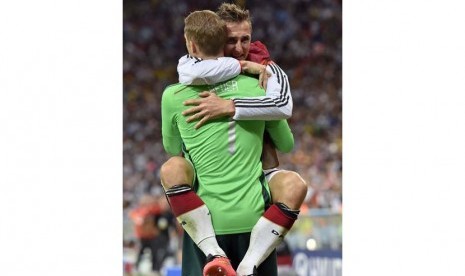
[203,254,236,276]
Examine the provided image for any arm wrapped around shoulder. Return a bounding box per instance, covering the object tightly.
[264,120,294,153]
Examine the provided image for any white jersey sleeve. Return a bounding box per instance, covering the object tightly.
[232,62,293,120]
[177,54,241,85]
[177,55,293,120]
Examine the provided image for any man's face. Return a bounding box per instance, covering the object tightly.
[224,21,251,60]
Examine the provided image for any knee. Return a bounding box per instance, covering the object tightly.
[160,157,193,188]
[270,171,308,208]
[160,156,182,179]
[283,171,308,197]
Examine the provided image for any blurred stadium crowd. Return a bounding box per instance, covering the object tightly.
[123,0,341,272]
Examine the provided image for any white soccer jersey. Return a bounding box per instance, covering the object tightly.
[177,54,293,120]
[177,54,241,85]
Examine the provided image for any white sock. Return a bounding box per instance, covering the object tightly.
[236,217,288,275]
[177,205,226,257]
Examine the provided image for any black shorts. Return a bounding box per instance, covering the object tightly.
[181,231,278,276]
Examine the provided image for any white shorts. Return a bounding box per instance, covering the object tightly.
[263,168,282,183]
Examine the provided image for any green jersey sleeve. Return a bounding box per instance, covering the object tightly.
[161,87,183,155]
[265,119,294,153]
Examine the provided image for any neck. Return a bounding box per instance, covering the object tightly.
[194,52,224,60]
[201,54,224,60]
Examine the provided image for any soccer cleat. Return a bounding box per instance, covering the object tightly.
[203,254,236,276]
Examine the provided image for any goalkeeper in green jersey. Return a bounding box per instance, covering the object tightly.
[161,10,295,276]
[162,4,309,276]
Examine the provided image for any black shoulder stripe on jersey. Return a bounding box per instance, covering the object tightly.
[232,62,291,109]
[234,93,290,107]
[269,63,289,103]
[234,97,275,104]
[234,69,287,104]
[233,77,288,107]
[271,63,282,84]
[233,94,289,108]
[270,64,277,74]
[233,103,279,108]
[234,94,290,106]
[234,95,289,108]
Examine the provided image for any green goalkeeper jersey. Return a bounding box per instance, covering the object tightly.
[161,74,294,235]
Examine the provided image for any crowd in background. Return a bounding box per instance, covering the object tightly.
[123,0,342,259]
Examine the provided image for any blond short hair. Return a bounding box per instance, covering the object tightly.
[216,3,252,31]
[184,10,227,56]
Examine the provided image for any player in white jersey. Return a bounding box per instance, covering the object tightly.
[178,54,292,121]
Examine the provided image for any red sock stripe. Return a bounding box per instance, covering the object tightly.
[168,191,204,217]
[263,204,296,229]
[277,255,293,266]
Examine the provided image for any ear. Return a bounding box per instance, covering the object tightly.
[189,41,198,54]
[184,35,197,54]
